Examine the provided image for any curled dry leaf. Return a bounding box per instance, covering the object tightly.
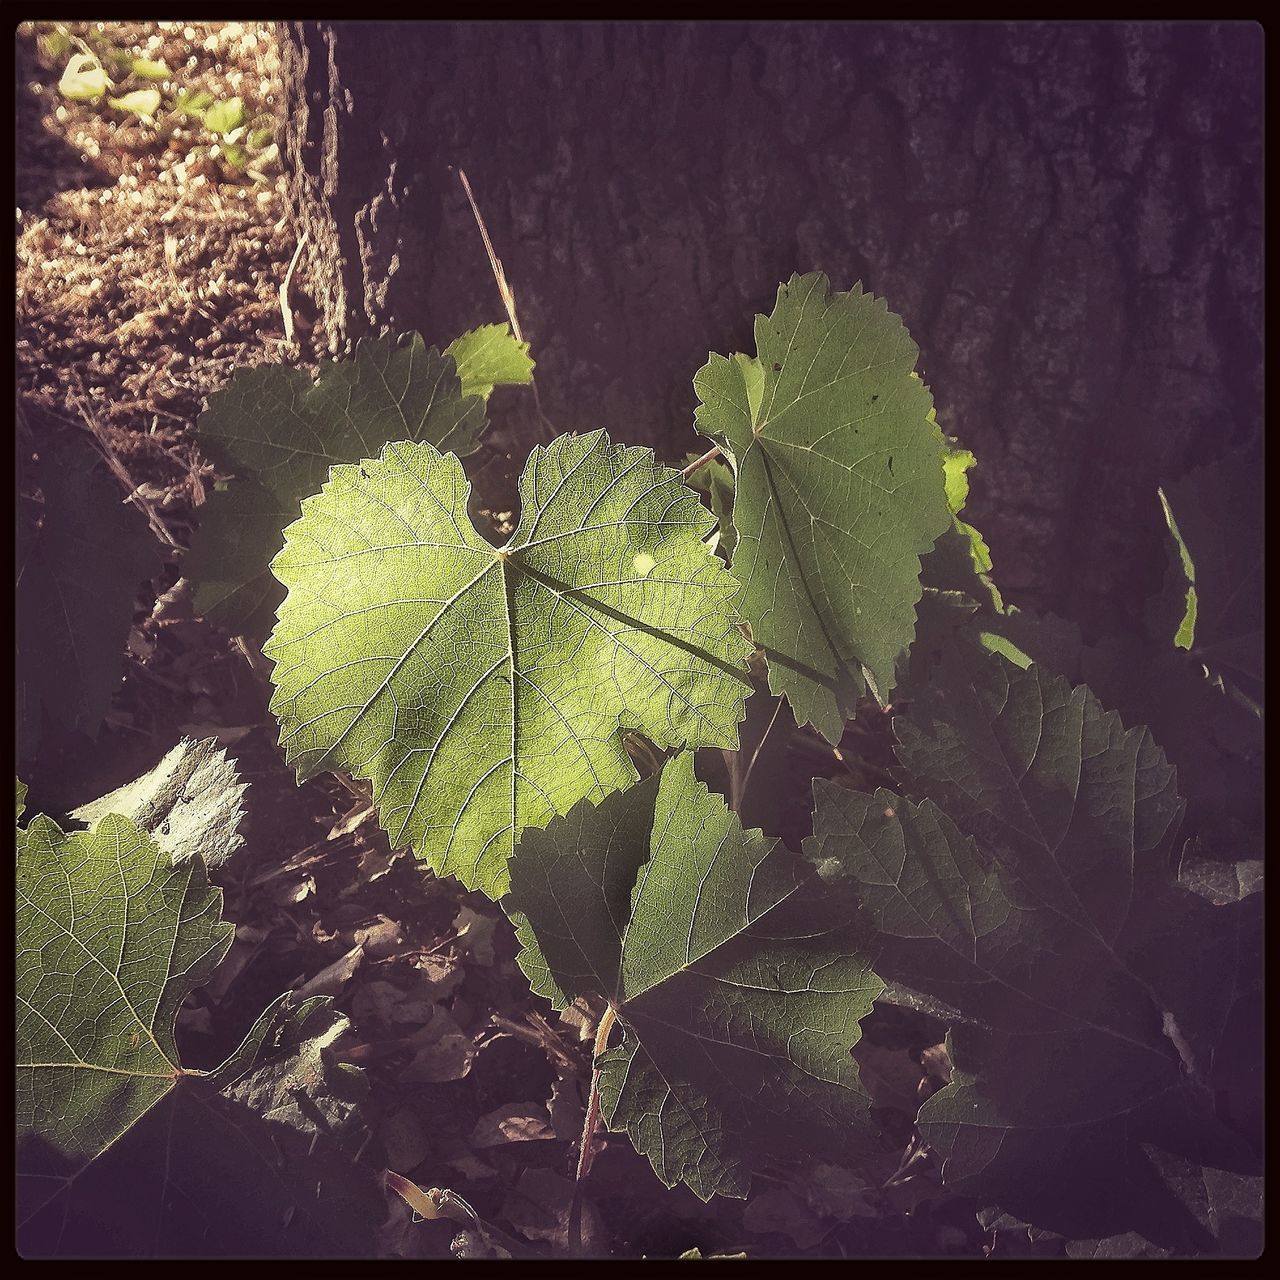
[398,1009,476,1084]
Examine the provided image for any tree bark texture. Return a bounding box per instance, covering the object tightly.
[280,21,1261,637]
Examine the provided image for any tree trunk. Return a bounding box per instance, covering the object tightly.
[279,21,1261,637]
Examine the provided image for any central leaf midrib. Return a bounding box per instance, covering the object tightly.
[750,447,849,682]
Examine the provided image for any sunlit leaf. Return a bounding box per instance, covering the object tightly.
[71,737,248,871]
[695,272,950,741]
[444,322,535,401]
[266,430,753,898]
[58,53,110,102]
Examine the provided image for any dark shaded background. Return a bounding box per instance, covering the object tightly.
[284,20,1262,637]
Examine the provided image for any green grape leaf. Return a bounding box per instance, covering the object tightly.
[17,810,234,1202]
[71,737,248,871]
[265,430,753,899]
[986,607,1262,857]
[683,449,738,558]
[18,437,162,758]
[808,647,1261,1248]
[17,810,379,1256]
[184,476,296,638]
[919,431,1002,610]
[506,753,882,1200]
[445,322,535,401]
[890,588,979,704]
[694,272,951,742]
[186,332,488,637]
[1152,448,1262,709]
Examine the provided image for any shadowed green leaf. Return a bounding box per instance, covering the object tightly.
[507,753,882,1200]
[985,1154,1263,1259]
[265,430,753,898]
[186,332,488,636]
[694,272,950,742]
[808,647,1260,1248]
[683,449,738,558]
[983,607,1262,858]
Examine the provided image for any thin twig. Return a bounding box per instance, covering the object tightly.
[457,168,521,343]
[681,444,723,480]
[278,227,308,347]
[731,694,787,812]
[569,1003,617,1255]
[455,167,555,441]
[70,386,183,550]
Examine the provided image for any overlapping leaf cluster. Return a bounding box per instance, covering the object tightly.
[808,640,1261,1250]
[507,754,883,1200]
[252,274,1257,1253]
[21,267,1257,1257]
[185,325,532,636]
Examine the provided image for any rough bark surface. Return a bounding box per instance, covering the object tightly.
[280,21,1262,636]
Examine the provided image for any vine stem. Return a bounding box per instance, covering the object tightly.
[681,444,723,480]
[569,1003,618,1255]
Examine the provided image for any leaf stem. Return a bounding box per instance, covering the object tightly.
[569,1003,617,1255]
[681,445,723,480]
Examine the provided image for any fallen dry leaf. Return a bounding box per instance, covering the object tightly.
[469,1102,555,1148]
[294,942,364,999]
[398,1009,476,1084]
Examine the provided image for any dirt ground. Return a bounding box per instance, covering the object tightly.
[15,22,999,1259]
